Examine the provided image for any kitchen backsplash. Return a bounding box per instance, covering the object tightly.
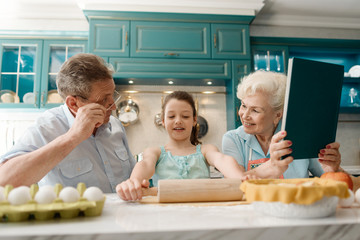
[116,85,228,155]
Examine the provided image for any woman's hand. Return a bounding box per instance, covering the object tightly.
[318,142,341,172]
[269,131,294,177]
[116,178,150,201]
[242,174,260,180]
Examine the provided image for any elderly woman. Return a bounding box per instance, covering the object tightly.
[222,70,342,178]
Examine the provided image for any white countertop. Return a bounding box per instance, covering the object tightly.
[1,193,360,240]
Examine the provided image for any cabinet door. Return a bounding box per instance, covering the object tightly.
[226,60,251,129]
[41,40,87,108]
[0,39,43,108]
[130,21,211,59]
[212,24,250,60]
[110,58,231,81]
[89,20,129,57]
[252,45,289,73]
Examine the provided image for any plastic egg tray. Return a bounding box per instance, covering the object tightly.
[0,183,105,222]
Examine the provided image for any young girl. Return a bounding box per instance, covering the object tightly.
[116,91,252,201]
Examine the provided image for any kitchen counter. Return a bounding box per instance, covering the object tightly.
[1,194,360,240]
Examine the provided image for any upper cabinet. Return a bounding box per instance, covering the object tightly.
[41,40,88,108]
[85,11,253,61]
[130,21,210,59]
[211,24,250,59]
[250,37,360,114]
[251,45,288,73]
[0,37,87,109]
[89,20,129,57]
[0,39,43,108]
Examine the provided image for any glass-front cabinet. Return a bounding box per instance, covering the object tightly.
[0,39,42,108]
[250,40,360,114]
[0,39,87,109]
[251,45,288,73]
[41,40,86,108]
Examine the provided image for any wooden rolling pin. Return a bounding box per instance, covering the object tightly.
[142,178,243,203]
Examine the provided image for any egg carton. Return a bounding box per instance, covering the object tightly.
[0,183,105,222]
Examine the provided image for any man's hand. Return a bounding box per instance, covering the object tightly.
[68,103,106,141]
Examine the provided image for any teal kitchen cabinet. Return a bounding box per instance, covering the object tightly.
[110,58,231,83]
[40,40,87,108]
[0,39,43,108]
[89,19,130,57]
[211,24,250,60]
[227,60,251,128]
[251,45,289,73]
[0,38,87,109]
[130,21,210,59]
[251,37,360,114]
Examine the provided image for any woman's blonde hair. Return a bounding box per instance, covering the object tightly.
[237,70,287,111]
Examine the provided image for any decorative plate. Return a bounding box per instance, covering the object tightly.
[0,90,20,103]
[23,92,35,104]
[47,90,63,103]
[349,65,360,78]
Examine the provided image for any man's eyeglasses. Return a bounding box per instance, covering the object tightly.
[75,90,122,111]
[106,90,122,110]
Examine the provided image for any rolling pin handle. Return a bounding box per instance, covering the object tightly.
[142,187,158,196]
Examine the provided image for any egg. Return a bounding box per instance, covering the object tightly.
[355,188,360,204]
[59,187,80,203]
[7,186,32,205]
[338,189,355,208]
[0,186,5,202]
[83,187,104,201]
[34,186,56,204]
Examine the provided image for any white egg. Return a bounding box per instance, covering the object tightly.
[34,186,56,204]
[355,188,360,204]
[83,187,104,201]
[7,186,32,205]
[338,189,355,208]
[59,187,80,203]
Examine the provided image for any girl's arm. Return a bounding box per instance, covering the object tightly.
[202,144,248,179]
[116,147,160,201]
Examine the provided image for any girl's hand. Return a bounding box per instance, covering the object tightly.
[241,174,260,180]
[116,179,150,201]
[269,131,294,177]
[318,142,341,172]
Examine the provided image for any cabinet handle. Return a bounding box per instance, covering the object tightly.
[213,34,217,49]
[125,31,128,46]
[35,91,38,107]
[164,53,179,57]
[41,91,45,107]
